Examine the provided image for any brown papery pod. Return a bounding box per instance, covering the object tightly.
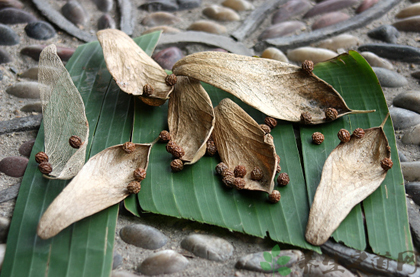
[37,143,152,239]
[213,98,277,193]
[97,29,173,103]
[173,52,372,124]
[305,116,392,246]
[168,76,215,164]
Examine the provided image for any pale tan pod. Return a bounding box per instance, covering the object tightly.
[37,143,152,239]
[168,76,215,165]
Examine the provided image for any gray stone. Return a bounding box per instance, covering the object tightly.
[139,0,178,12]
[0,70,2,81]
[20,102,42,113]
[272,0,311,24]
[406,183,420,206]
[0,183,20,203]
[372,67,407,88]
[177,0,201,10]
[0,114,42,135]
[0,8,36,24]
[360,52,393,70]
[0,217,10,242]
[356,0,379,13]
[0,244,5,271]
[0,0,24,10]
[312,12,350,30]
[98,13,116,30]
[19,67,39,80]
[61,0,88,26]
[304,0,358,19]
[112,251,123,269]
[401,161,420,181]
[301,252,358,276]
[21,45,75,61]
[6,82,40,99]
[112,270,139,277]
[0,48,11,64]
[92,0,113,12]
[358,43,420,63]
[141,12,181,27]
[367,25,400,44]
[259,21,305,40]
[399,151,408,162]
[0,156,29,177]
[120,224,168,249]
[152,46,184,70]
[139,250,188,275]
[24,21,56,40]
[402,124,420,145]
[0,23,19,45]
[18,139,35,157]
[393,91,420,114]
[181,234,233,262]
[236,250,303,273]
[406,198,420,249]
[389,107,420,130]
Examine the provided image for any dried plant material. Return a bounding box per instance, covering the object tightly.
[97,29,173,102]
[170,159,184,172]
[37,143,152,239]
[213,98,277,193]
[173,52,372,124]
[38,44,89,179]
[305,117,391,246]
[277,172,290,186]
[312,132,324,145]
[168,76,215,165]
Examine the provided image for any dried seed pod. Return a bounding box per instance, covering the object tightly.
[206,140,217,156]
[325,107,338,121]
[165,74,177,86]
[222,174,235,188]
[381,157,393,171]
[337,129,351,143]
[259,124,271,134]
[268,190,281,203]
[158,130,171,142]
[122,141,136,153]
[234,177,246,190]
[143,84,154,97]
[302,60,314,74]
[216,162,229,175]
[301,112,312,125]
[39,161,52,174]
[353,128,365,139]
[251,166,263,181]
[234,165,247,178]
[35,152,49,163]
[276,164,281,174]
[312,132,324,145]
[69,135,82,149]
[127,181,141,194]
[264,116,277,129]
[170,159,184,172]
[277,172,290,186]
[133,167,147,181]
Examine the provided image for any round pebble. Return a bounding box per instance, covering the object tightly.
[0,156,29,177]
[24,21,56,40]
[187,20,227,34]
[139,250,189,275]
[142,25,180,35]
[177,0,201,10]
[92,0,113,12]
[112,251,123,269]
[202,5,240,21]
[360,52,393,70]
[120,224,168,249]
[393,91,420,114]
[372,67,407,88]
[152,46,184,70]
[221,0,254,11]
[393,15,420,32]
[19,66,38,80]
[235,250,303,273]
[0,48,12,64]
[6,82,40,99]
[21,45,75,61]
[389,107,420,130]
[402,161,420,181]
[0,70,2,80]
[259,21,305,40]
[0,0,24,10]
[0,23,19,45]
[396,3,420,19]
[402,124,420,145]
[356,0,379,13]
[405,182,420,206]
[312,11,350,30]
[304,0,358,19]
[399,151,408,162]
[367,25,400,44]
[98,13,116,30]
[61,0,88,26]
[181,234,233,262]
[272,0,312,24]
[20,102,42,113]
[0,217,10,242]
[287,46,337,64]
[261,47,288,63]
[141,12,181,27]
[358,43,420,63]
[315,34,359,51]
[18,139,35,157]
[0,7,36,24]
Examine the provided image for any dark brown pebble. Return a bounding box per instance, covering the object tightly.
[356,0,379,13]
[97,13,116,30]
[0,23,19,45]
[18,139,35,157]
[0,7,36,24]
[61,0,88,26]
[92,0,113,12]
[20,45,75,61]
[272,0,312,24]
[259,21,305,40]
[304,0,358,18]
[152,46,184,70]
[312,12,350,30]
[0,156,28,177]
[0,0,24,10]
[0,48,12,63]
[24,21,56,40]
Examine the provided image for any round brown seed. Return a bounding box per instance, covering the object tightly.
[277,173,290,186]
[381,158,393,171]
[260,124,271,134]
[251,166,263,181]
[158,130,171,142]
[216,162,229,175]
[301,112,312,125]
[170,159,184,172]
[127,181,141,194]
[264,117,277,129]
[222,169,234,178]
[234,178,246,190]
[268,190,281,203]
[325,108,338,121]
[301,60,314,74]
[69,135,82,149]
[143,84,154,97]
[337,129,351,143]
[222,174,235,188]
[353,128,365,139]
[133,168,147,181]
[122,141,136,153]
[312,132,325,145]
[206,140,217,156]
[234,165,247,178]
[35,152,49,163]
[165,74,177,86]
[38,161,52,174]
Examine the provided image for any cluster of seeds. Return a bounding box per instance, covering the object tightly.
[35,152,52,175]
[159,131,186,172]
[166,140,185,159]
[206,136,217,156]
[121,141,146,194]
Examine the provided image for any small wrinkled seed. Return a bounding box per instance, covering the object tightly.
[69,135,82,149]
[259,124,271,134]
[206,140,217,156]
[325,107,338,120]
[268,190,281,203]
[158,130,171,142]
[133,168,146,181]
[337,129,351,143]
[170,159,184,172]
[264,116,277,129]
[222,174,235,188]
[38,161,52,174]
[381,158,393,171]
[122,141,136,153]
[165,74,177,86]
[301,112,312,124]
[127,181,141,194]
[143,84,154,96]
[277,172,290,186]
[35,151,48,163]
[234,165,247,178]
[234,177,246,190]
[302,60,314,74]
[312,132,324,144]
[251,166,263,181]
[353,128,365,138]
[216,162,229,175]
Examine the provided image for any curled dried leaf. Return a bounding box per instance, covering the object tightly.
[167,76,215,165]
[173,52,372,124]
[37,143,152,239]
[213,98,277,193]
[97,29,173,102]
[306,119,392,246]
[38,44,89,179]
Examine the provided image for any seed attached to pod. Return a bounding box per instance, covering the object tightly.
[381,157,393,171]
[122,141,136,153]
[251,166,263,181]
[35,152,49,163]
[268,190,281,203]
[222,169,234,178]
[325,108,338,121]
[158,130,171,142]
[259,124,271,134]
[301,60,314,75]
[264,116,277,129]
[38,161,52,174]
[206,140,217,156]
[222,174,235,188]
[353,128,365,139]
[170,159,184,172]
[69,135,82,149]
[165,74,177,86]
[234,177,246,190]
[216,162,229,175]
[277,172,290,186]
[312,132,324,145]
[276,164,281,174]
[166,141,185,158]
[234,165,247,178]
[143,84,154,97]
[133,167,147,181]
[337,129,351,143]
[127,181,141,194]
[301,112,312,125]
